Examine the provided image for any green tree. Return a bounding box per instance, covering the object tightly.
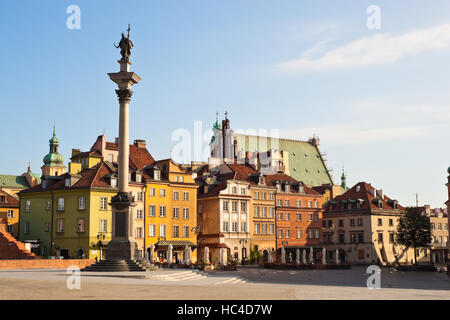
[395,207,432,265]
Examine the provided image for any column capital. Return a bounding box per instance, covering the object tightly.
[115,89,133,103]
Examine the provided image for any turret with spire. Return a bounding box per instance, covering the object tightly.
[340,167,347,190]
[41,125,66,176]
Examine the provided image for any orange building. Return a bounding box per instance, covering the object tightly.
[266,174,324,263]
[0,190,20,238]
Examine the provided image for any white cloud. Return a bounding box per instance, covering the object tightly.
[275,23,450,73]
[279,97,449,146]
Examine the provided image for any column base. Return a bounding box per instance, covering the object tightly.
[107,239,139,261]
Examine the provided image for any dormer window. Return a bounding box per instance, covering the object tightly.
[111,178,117,188]
[65,178,71,187]
[128,173,131,182]
[285,184,290,193]
[154,170,161,181]
[42,181,47,189]
[136,173,142,183]
[259,176,265,185]
[378,201,383,209]
[393,202,398,210]
[276,182,281,192]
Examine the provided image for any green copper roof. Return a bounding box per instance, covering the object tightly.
[43,152,64,166]
[0,174,30,189]
[235,134,333,186]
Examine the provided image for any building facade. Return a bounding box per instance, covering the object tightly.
[323,182,429,265]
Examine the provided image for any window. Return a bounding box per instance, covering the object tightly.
[389,232,394,243]
[65,178,70,187]
[322,220,327,228]
[7,225,13,234]
[180,176,184,183]
[254,192,259,200]
[338,232,345,244]
[350,219,355,227]
[223,221,229,232]
[154,170,161,180]
[183,192,189,201]
[308,229,313,239]
[285,229,290,238]
[438,223,442,230]
[25,221,30,234]
[339,220,344,227]
[285,213,290,221]
[136,209,143,220]
[56,219,64,233]
[308,214,312,221]
[350,233,357,243]
[378,232,383,242]
[357,218,363,226]
[7,210,13,219]
[389,219,393,226]
[378,218,382,226]
[278,229,283,238]
[148,224,156,237]
[296,200,301,207]
[232,186,237,194]
[45,201,51,211]
[159,224,166,237]
[277,212,283,220]
[307,201,312,208]
[0,195,6,203]
[240,188,246,195]
[232,201,237,212]
[254,223,260,234]
[328,220,333,228]
[100,197,108,210]
[78,197,85,210]
[314,201,319,208]
[182,226,189,238]
[296,214,302,221]
[173,207,179,219]
[159,206,166,217]
[137,192,143,201]
[173,226,179,238]
[241,222,247,232]
[358,233,364,243]
[313,213,319,221]
[269,224,275,235]
[183,208,189,219]
[269,193,274,200]
[160,188,166,197]
[149,188,156,196]
[269,207,274,218]
[148,205,156,217]
[173,191,179,200]
[232,222,238,232]
[223,201,229,212]
[262,192,267,200]
[57,198,65,211]
[297,229,302,239]
[314,229,319,239]
[277,199,282,206]
[174,176,178,182]
[109,154,113,162]
[100,219,107,233]
[44,222,50,232]
[77,219,85,233]
[136,227,143,238]
[285,200,290,206]
[254,206,260,217]
[262,207,267,217]
[240,202,246,213]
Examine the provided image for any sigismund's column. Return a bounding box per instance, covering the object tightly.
[106,27,141,260]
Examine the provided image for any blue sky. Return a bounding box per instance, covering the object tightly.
[1,1,450,208]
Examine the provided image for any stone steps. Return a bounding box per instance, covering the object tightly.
[81,259,146,272]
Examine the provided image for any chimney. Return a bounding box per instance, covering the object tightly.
[134,139,146,149]
[71,149,81,158]
[114,137,119,144]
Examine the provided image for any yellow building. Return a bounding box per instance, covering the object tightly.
[0,190,20,238]
[144,159,198,263]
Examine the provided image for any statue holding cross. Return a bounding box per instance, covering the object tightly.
[114,24,134,61]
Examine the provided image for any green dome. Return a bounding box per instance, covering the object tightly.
[49,135,59,145]
[43,152,64,166]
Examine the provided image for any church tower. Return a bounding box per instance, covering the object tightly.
[41,126,66,176]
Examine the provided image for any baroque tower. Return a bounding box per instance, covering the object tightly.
[41,126,66,176]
